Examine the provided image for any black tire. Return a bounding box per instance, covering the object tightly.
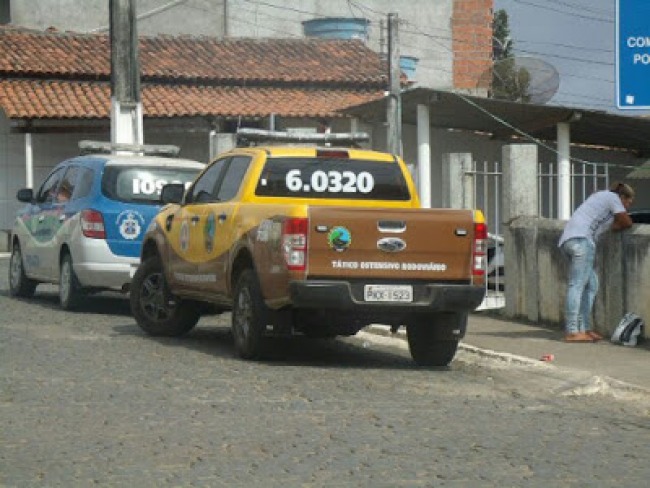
[59,253,84,310]
[406,313,464,367]
[130,256,200,336]
[231,269,270,359]
[303,329,337,339]
[8,243,37,298]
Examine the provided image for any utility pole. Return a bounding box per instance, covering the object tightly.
[110,0,143,147]
[223,0,229,38]
[386,13,402,156]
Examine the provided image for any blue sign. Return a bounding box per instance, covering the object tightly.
[617,0,650,109]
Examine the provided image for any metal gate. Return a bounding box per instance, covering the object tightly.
[464,160,504,310]
[538,161,610,218]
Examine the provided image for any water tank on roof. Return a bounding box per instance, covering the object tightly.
[302,17,370,42]
[399,55,419,82]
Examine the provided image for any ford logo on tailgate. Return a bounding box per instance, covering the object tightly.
[377,237,406,253]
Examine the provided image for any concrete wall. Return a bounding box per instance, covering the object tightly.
[0,125,213,251]
[504,216,650,341]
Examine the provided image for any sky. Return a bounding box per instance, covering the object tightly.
[494,0,650,116]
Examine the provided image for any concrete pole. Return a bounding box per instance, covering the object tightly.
[110,0,143,148]
[386,13,401,157]
[502,144,538,222]
[223,0,228,38]
[502,143,539,320]
[557,122,571,220]
[25,133,33,189]
[441,152,473,209]
[350,117,359,133]
[416,104,431,208]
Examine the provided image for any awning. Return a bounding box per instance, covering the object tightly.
[341,87,650,156]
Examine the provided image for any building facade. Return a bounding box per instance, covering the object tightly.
[3,0,493,92]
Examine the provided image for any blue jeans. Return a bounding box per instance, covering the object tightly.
[561,238,598,334]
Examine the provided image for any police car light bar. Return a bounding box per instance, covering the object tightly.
[236,128,370,146]
[78,140,181,157]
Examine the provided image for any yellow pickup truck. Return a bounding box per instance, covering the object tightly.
[130,130,487,366]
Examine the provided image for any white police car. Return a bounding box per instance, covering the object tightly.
[8,141,205,310]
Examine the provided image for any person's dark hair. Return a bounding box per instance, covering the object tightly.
[609,181,634,199]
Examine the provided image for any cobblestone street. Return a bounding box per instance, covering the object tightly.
[1,258,649,486]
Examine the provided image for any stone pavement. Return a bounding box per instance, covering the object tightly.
[369,311,650,394]
[1,252,646,394]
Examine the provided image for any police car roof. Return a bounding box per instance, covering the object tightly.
[68,154,206,169]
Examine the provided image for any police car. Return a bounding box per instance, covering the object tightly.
[8,141,205,310]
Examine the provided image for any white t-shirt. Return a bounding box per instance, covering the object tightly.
[558,190,626,247]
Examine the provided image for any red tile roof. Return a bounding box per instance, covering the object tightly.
[0,26,387,85]
[0,26,388,120]
[0,79,384,119]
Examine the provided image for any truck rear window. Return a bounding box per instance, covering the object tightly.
[255,158,411,200]
[102,165,200,204]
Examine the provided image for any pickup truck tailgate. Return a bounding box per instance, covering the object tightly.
[307,207,476,281]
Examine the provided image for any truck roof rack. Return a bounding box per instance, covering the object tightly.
[78,140,181,157]
[236,128,370,148]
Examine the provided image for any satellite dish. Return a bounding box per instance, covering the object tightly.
[478,56,560,104]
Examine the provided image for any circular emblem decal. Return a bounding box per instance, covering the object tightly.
[204,213,216,253]
[180,220,190,252]
[116,210,144,240]
[327,226,352,252]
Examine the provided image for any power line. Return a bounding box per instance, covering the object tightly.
[510,0,612,23]
[543,0,611,16]
[515,38,614,54]
[87,0,192,33]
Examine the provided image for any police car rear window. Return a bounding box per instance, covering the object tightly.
[102,166,200,204]
[254,158,411,200]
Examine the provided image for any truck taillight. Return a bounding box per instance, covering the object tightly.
[282,217,308,271]
[81,209,106,239]
[472,222,487,276]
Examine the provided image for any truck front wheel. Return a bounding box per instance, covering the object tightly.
[232,269,269,359]
[130,256,200,337]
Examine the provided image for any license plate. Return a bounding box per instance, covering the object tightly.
[364,284,413,302]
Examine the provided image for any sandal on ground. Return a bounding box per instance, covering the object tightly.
[564,332,595,343]
[586,331,603,341]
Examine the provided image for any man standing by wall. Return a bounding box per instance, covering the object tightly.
[558,182,635,342]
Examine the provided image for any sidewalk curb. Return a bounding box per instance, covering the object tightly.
[366,324,544,367]
[364,324,650,400]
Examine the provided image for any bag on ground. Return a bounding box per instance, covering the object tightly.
[610,313,645,347]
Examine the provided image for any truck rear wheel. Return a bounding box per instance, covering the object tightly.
[406,313,465,366]
[232,269,269,359]
[130,256,200,337]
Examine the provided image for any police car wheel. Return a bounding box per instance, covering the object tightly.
[59,253,84,310]
[232,269,269,359]
[9,243,37,298]
[130,256,200,337]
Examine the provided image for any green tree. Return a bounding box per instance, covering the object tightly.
[492,9,512,60]
[491,9,531,102]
